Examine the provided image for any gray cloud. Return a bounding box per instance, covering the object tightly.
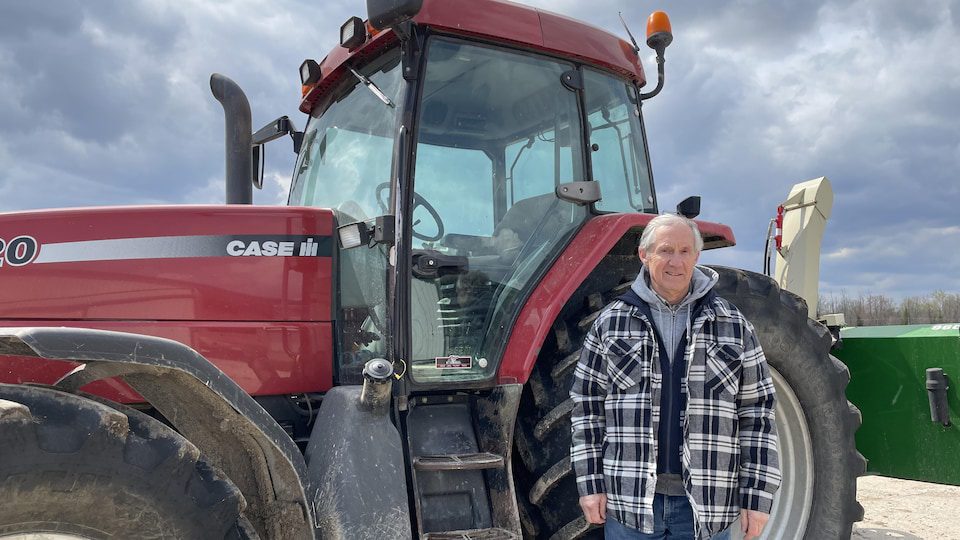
[1,0,957,302]
[0,0,351,210]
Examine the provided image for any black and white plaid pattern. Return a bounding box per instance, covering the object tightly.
[570,297,781,539]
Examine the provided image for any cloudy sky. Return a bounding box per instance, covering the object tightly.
[1,0,958,301]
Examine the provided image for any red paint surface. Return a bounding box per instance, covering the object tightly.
[497,214,735,384]
[0,206,332,322]
[0,321,334,401]
[417,0,645,83]
[300,0,646,114]
[0,205,335,399]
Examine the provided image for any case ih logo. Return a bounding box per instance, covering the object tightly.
[0,235,39,267]
[226,237,322,257]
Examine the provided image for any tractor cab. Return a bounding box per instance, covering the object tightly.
[287,9,658,387]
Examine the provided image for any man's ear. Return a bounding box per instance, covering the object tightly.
[638,247,648,265]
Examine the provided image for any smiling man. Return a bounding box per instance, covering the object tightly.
[570,213,781,540]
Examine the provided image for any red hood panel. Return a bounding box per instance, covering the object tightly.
[0,205,333,323]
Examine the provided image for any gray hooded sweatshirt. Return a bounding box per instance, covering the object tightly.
[631,264,720,365]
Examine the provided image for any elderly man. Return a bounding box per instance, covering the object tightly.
[570,213,781,540]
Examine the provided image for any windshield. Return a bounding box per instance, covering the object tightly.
[290,49,403,220]
[290,49,404,383]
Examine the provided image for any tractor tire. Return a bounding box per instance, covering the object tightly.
[512,267,865,539]
[0,384,252,540]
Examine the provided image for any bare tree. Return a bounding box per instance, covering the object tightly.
[818,291,960,326]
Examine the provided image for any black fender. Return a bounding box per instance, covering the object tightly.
[0,327,315,540]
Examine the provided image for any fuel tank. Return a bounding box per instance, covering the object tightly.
[0,205,335,400]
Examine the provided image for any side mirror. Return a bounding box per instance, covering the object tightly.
[252,145,264,190]
[366,0,423,30]
[250,116,304,191]
[676,196,701,219]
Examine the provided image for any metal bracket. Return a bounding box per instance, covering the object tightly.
[556,181,601,205]
[560,69,583,91]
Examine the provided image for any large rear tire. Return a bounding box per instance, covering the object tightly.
[0,384,252,539]
[512,267,864,539]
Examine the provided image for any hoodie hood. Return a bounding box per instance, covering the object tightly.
[632,264,719,309]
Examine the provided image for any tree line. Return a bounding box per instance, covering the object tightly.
[818,291,960,326]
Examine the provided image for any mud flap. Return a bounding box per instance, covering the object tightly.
[304,386,412,539]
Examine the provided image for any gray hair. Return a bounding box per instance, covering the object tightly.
[639,213,704,253]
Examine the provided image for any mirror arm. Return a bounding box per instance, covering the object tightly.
[253,116,303,154]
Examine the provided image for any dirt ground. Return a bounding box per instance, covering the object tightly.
[853,475,960,539]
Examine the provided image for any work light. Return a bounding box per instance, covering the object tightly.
[338,221,371,249]
[340,16,366,49]
[299,59,321,86]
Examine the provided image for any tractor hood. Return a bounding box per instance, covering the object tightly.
[0,204,336,398]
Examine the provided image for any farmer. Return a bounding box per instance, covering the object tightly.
[570,213,781,539]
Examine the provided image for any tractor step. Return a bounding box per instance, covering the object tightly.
[423,527,519,539]
[413,452,504,471]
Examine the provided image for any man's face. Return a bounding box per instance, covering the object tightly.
[639,223,700,303]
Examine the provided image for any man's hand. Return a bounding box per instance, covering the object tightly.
[578,494,607,524]
[740,509,769,540]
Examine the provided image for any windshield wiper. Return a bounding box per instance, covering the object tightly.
[346,65,395,108]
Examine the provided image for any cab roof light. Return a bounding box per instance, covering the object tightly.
[300,59,322,86]
[340,16,367,50]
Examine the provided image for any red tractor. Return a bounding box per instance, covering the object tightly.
[0,1,864,538]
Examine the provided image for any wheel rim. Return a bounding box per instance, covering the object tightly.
[729,366,814,539]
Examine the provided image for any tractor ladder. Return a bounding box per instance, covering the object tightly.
[404,386,522,539]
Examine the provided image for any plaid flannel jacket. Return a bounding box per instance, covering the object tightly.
[570,294,781,539]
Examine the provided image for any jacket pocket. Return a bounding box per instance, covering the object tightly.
[704,343,742,397]
[605,337,651,390]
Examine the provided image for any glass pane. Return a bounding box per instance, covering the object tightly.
[412,145,494,241]
[290,49,404,383]
[583,69,655,213]
[506,132,576,206]
[408,38,587,384]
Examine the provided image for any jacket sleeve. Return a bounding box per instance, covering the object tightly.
[736,319,782,513]
[570,317,609,497]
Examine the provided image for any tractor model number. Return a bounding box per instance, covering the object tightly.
[0,236,39,267]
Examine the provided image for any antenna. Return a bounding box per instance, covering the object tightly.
[619,12,640,55]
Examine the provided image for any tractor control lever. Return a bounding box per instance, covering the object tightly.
[412,250,468,280]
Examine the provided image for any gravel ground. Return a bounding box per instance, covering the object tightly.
[853,475,960,539]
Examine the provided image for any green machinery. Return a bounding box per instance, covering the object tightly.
[833,323,960,485]
[765,178,958,486]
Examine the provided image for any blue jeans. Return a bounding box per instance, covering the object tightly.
[603,494,732,539]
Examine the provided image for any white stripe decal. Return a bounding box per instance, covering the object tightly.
[34,237,219,263]
[30,235,331,264]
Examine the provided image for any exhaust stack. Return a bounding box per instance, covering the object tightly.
[210,73,253,204]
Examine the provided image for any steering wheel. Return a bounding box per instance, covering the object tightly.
[375,182,445,242]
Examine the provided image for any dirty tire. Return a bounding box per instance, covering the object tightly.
[513,268,864,539]
[710,266,865,539]
[0,384,250,539]
[513,284,631,539]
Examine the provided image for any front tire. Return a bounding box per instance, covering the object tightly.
[0,384,251,539]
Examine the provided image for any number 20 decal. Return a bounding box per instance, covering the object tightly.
[0,236,40,267]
